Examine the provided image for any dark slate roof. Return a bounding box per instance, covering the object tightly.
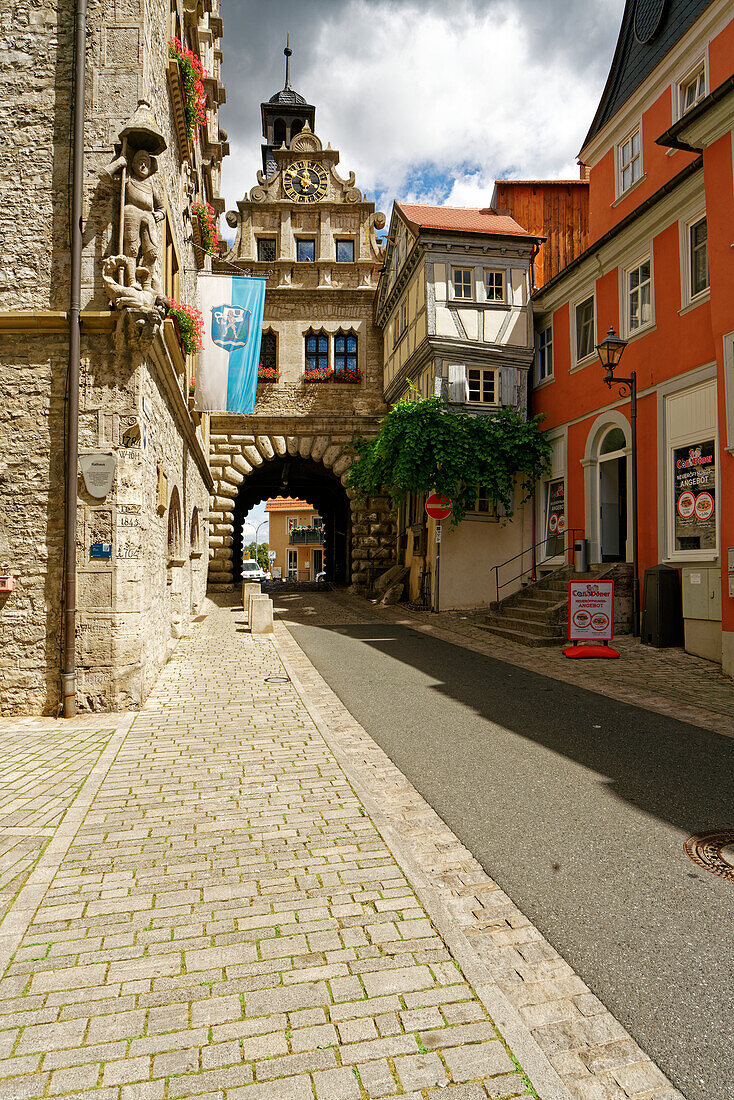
[268,86,307,106]
[582,0,716,151]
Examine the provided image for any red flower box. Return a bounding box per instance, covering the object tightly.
[334,368,362,383]
[258,367,281,383]
[304,367,334,383]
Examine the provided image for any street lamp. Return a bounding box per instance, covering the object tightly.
[596,327,639,637]
[242,517,269,570]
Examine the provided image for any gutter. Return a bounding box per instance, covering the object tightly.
[533,155,702,302]
[62,0,86,718]
[655,73,734,152]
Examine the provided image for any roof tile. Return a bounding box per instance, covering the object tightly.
[396,202,535,238]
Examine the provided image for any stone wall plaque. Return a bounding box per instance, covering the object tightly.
[80,454,117,498]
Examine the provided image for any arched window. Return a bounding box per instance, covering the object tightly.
[273,118,287,146]
[190,507,202,556]
[167,486,183,575]
[259,331,277,375]
[334,330,359,382]
[291,118,304,138]
[305,330,329,376]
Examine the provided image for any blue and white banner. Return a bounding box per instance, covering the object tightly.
[196,275,266,413]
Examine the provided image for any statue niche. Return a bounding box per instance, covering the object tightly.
[100,100,169,339]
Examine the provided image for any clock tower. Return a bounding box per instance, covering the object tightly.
[209,54,394,592]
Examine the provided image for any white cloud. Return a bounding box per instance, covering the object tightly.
[220,0,623,217]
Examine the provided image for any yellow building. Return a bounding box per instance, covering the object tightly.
[265,498,324,581]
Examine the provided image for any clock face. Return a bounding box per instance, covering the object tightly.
[283,160,328,204]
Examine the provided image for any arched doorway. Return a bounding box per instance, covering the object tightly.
[583,414,631,564]
[232,456,352,585]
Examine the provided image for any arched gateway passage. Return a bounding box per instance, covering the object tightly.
[233,457,352,583]
[207,428,397,591]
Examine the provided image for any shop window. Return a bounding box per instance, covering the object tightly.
[618,126,641,194]
[575,295,595,362]
[296,239,315,262]
[452,267,473,299]
[257,238,276,262]
[626,258,652,333]
[689,217,708,299]
[336,239,354,262]
[334,330,358,379]
[537,323,553,381]
[672,439,716,553]
[485,270,504,302]
[543,478,565,557]
[467,368,496,404]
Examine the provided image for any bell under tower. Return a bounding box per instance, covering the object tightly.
[261,40,316,177]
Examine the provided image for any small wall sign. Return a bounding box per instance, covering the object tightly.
[80,454,117,499]
[90,542,112,560]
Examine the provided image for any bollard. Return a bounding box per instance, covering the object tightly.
[250,594,274,634]
[242,581,261,619]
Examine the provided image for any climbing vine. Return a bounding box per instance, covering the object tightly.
[347,394,551,527]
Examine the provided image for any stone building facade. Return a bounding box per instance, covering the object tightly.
[208,66,395,589]
[0,0,226,713]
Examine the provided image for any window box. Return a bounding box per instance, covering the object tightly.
[166,56,194,164]
[304,367,334,383]
[257,367,281,383]
[334,367,362,383]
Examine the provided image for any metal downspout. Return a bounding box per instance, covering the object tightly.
[63,0,87,717]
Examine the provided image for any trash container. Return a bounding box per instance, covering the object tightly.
[641,564,683,647]
[573,538,589,573]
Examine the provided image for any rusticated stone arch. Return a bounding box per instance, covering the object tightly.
[207,428,395,590]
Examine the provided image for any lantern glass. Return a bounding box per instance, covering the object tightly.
[596,327,627,372]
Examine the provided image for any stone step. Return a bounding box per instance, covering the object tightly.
[476,622,561,646]
[483,613,563,638]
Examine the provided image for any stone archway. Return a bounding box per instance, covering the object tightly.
[207,426,396,590]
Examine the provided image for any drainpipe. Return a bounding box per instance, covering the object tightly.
[63,0,87,717]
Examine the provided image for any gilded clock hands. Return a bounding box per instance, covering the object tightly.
[299,170,314,191]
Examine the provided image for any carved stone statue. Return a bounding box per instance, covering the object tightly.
[100,101,169,339]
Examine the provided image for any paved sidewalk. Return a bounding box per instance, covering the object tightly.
[0,599,562,1100]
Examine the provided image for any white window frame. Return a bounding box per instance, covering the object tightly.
[467,367,498,405]
[622,253,654,338]
[468,486,497,519]
[617,124,642,196]
[679,208,709,310]
[484,269,504,303]
[676,57,707,120]
[572,293,596,367]
[536,320,554,384]
[451,267,473,300]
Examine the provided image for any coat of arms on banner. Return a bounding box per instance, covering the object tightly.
[211,305,251,352]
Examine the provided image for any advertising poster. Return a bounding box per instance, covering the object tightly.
[568,580,614,642]
[545,479,565,556]
[673,440,716,551]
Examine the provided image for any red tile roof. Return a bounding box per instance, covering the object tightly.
[494,180,589,186]
[264,497,316,513]
[396,202,538,238]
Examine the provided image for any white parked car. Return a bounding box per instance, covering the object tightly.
[241,560,270,583]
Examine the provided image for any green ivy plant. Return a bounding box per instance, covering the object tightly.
[347,393,551,527]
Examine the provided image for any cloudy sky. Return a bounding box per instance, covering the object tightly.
[219,0,626,218]
[222,0,626,535]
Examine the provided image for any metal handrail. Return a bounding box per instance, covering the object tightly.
[493,528,583,604]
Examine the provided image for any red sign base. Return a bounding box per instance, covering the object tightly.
[562,644,620,659]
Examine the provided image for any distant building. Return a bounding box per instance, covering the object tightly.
[528,0,734,671]
[374,202,545,610]
[265,498,324,581]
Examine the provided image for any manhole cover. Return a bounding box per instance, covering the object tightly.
[684,831,734,882]
[264,676,290,684]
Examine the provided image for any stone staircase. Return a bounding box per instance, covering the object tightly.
[478,563,631,646]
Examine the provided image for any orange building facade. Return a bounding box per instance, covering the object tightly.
[527,0,734,673]
[265,498,325,582]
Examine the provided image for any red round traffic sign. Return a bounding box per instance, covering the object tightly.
[425,493,452,520]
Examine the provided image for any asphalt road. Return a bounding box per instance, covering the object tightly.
[285,602,734,1100]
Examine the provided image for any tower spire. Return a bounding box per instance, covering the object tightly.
[284,35,292,90]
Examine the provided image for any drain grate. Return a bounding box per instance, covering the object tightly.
[264,675,290,684]
[684,831,734,882]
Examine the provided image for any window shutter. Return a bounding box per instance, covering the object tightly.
[500,367,517,407]
[448,363,468,403]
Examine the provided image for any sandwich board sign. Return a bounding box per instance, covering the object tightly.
[563,580,619,658]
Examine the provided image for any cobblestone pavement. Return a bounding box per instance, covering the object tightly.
[275,588,733,737]
[0,598,567,1100]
